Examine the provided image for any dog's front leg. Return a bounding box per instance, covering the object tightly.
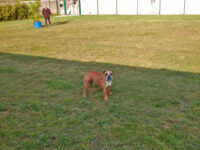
[102,87,109,100]
[107,86,112,95]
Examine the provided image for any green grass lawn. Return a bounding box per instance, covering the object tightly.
[0,15,200,149]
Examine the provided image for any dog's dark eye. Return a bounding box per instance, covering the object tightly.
[105,73,108,76]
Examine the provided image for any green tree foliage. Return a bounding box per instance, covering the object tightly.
[14,0,29,20]
[0,6,2,20]
[0,4,14,20]
[0,0,29,21]
[29,0,41,22]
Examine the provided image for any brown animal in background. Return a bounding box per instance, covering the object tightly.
[83,70,114,100]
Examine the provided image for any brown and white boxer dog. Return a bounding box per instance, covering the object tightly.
[83,70,114,100]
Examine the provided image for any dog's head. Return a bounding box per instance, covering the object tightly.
[103,70,114,82]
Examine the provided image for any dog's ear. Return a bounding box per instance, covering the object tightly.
[103,70,106,74]
[111,71,114,75]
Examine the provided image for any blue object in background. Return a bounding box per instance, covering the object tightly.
[33,22,42,29]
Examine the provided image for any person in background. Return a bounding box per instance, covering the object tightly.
[42,5,51,27]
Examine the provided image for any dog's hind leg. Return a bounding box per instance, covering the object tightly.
[89,81,93,91]
[83,80,88,98]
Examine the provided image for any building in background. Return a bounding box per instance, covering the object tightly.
[80,0,200,15]
[1,0,199,15]
[40,0,79,15]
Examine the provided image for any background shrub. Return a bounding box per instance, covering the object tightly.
[1,4,15,21]
[14,0,29,20]
[0,5,3,21]
[0,0,29,21]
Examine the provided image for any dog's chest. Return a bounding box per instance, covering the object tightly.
[106,81,112,87]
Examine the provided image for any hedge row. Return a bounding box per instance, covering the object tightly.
[0,0,29,21]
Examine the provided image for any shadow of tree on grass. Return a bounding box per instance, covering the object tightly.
[41,19,71,27]
[52,19,71,26]
[0,52,200,149]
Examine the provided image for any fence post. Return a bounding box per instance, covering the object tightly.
[116,0,118,14]
[97,0,99,15]
[159,0,161,15]
[184,0,186,14]
[64,0,67,15]
[56,0,59,15]
[79,0,81,15]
